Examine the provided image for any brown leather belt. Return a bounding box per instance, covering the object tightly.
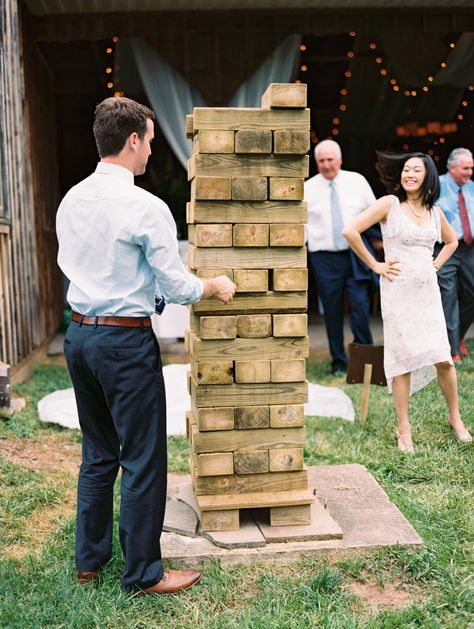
[71,311,152,328]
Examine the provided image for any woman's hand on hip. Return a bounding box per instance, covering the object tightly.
[373,260,400,281]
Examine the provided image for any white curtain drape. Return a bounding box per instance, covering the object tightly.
[124,35,302,168]
[228,34,302,107]
[130,38,207,169]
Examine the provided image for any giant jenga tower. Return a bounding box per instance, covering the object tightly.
[186,83,312,532]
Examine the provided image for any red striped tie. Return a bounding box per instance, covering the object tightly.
[458,187,473,246]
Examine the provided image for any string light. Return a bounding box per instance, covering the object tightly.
[299,44,306,51]
[347,51,354,59]
[349,31,356,37]
[340,89,347,96]
[106,47,113,54]
[345,70,352,78]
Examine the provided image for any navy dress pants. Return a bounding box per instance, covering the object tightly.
[64,321,167,591]
[309,250,373,372]
[434,240,474,355]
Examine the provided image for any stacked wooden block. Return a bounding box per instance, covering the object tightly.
[186,83,312,532]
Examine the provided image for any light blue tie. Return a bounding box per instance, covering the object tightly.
[329,180,346,250]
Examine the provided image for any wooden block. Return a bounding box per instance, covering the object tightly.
[196,130,234,153]
[192,291,307,315]
[273,130,310,154]
[236,314,272,338]
[201,509,239,532]
[200,315,237,340]
[234,360,271,383]
[184,327,193,352]
[270,504,312,526]
[271,359,306,382]
[191,378,308,408]
[195,406,235,431]
[191,335,308,361]
[197,488,313,511]
[272,269,308,291]
[273,314,308,337]
[270,404,305,428]
[193,361,234,385]
[270,224,305,247]
[233,224,269,247]
[187,200,308,225]
[191,224,233,247]
[234,405,270,429]
[269,178,305,200]
[232,177,267,201]
[234,270,268,292]
[196,268,234,281]
[234,450,269,475]
[261,83,307,109]
[269,448,304,472]
[185,410,194,440]
[188,153,308,179]
[192,425,307,453]
[189,245,306,270]
[192,177,231,200]
[186,114,194,138]
[235,129,272,154]
[193,107,310,131]
[195,469,308,495]
[197,452,234,477]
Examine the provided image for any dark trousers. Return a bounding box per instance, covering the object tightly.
[64,321,167,591]
[309,250,373,371]
[434,240,474,355]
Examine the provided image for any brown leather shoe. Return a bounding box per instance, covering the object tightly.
[77,570,97,585]
[143,569,201,594]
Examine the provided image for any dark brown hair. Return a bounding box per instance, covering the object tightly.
[375,151,440,208]
[93,97,156,158]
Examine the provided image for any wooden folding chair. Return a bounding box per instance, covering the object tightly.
[346,343,387,423]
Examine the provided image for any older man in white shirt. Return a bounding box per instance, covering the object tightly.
[305,140,376,374]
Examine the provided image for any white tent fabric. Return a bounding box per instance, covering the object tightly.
[228,34,302,107]
[130,38,206,169]
[37,364,354,434]
[127,34,302,168]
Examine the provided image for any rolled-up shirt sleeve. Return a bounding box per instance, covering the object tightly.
[134,198,203,305]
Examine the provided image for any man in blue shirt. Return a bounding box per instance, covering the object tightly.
[57,97,235,594]
[435,147,474,362]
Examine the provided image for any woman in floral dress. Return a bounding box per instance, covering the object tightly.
[343,152,472,452]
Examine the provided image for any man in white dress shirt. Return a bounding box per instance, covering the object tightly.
[305,140,376,374]
[56,97,235,594]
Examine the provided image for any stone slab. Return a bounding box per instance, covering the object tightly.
[161,464,423,566]
[253,496,343,543]
[163,496,198,538]
[202,510,266,549]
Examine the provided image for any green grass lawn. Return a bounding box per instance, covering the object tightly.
[0,348,473,629]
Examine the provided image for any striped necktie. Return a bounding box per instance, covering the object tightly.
[458,187,473,246]
[329,180,347,250]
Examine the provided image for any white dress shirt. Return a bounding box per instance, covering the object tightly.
[56,162,203,317]
[304,169,376,252]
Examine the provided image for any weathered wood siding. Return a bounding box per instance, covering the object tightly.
[0,0,62,370]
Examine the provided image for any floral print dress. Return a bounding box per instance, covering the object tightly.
[380,196,452,394]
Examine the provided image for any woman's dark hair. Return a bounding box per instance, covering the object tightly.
[375,151,440,208]
[93,96,156,158]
